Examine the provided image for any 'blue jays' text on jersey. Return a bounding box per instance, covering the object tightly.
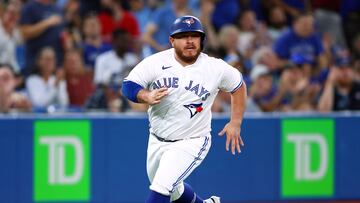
[124,48,243,140]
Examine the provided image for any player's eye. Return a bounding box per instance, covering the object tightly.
[173,32,201,39]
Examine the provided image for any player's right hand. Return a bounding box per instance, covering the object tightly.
[145,87,168,105]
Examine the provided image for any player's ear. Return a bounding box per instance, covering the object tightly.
[169,37,174,47]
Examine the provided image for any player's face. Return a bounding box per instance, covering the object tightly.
[170,32,202,64]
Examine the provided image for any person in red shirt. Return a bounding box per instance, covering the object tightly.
[97,0,140,43]
[63,49,95,107]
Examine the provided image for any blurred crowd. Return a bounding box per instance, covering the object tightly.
[0,0,360,114]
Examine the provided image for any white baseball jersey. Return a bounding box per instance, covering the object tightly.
[125,48,243,141]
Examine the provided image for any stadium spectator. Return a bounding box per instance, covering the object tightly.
[26,47,69,111]
[353,36,360,81]
[251,46,281,73]
[236,10,258,57]
[97,0,140,42]
[314,7,346,47]
[62,0,83,50]
[94,29,139,86]
[249,64,279,112]
[218,25,242,68]
[284,63,322,111]
[89,28,147,112]
[211,0,239,31]
[250,58,320,112]
[354,60,360,82]
[142,0,193,55]
[129,0,158,34]
[0,2,22,73]
[263,0,306,21]
[236,9,271,66]
[267,6,288,41]
[318,55,360,112]
[19,0,65,76]
[273,12,328,70]
[322,32,338,67]
[341,0,360,50]
[79,0,101,17]
[63,49,94,108]
[82,13,112,69]
[352,34,360,61]
[85,71,130,112]
[213,24,246,113]
[199,0,220,51]
[0,63,31,113]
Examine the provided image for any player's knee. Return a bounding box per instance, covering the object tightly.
[170,183,184,202]
[150,182,172,196]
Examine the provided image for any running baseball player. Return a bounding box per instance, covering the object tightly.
[122,15,247,203]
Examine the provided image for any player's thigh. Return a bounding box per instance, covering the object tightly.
[147,134,166,183]
[150,136,211,195]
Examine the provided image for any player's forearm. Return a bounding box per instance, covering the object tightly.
[230,83,247,125]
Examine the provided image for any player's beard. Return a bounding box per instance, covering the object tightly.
[174,46,201,65]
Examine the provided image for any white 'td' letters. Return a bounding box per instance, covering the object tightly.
[40,136,84,185]
[287,134,328,180]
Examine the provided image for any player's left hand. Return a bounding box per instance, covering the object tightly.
[218,121,244,155]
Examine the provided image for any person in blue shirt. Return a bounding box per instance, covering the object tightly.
[81,14,112,69]
[273,12,328,70]
[19,0,65,76]
[211,0,240,31]
[142,0,193,55]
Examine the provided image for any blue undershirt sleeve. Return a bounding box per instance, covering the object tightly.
[121,80,144,103]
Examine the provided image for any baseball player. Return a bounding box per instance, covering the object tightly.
[122,15,247,203]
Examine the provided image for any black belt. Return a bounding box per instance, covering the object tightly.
[151,133,202,142]
[151,133,180,142]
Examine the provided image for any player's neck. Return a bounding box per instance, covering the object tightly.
[175,58,193,67]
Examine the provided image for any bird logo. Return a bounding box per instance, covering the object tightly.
[182,17,195,27]
[183,103,203,118]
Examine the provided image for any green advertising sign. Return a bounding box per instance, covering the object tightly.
[34,120,90,201]
[281,119,334,197]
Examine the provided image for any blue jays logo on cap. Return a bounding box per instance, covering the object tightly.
[184,103,203,119]
[182,17,195,27]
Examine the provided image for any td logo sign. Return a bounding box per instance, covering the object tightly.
[281,119,334,198]
[34,121,90,202]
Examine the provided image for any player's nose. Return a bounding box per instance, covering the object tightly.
[185,35,195,42]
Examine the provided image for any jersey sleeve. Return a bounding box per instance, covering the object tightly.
[124,58,154,89]
[218,60,244,93]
